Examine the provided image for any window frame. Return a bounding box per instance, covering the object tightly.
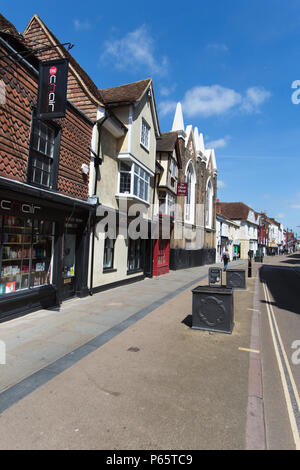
[103,237,115,271]
[140,118,150,151]
[27,110,61,191]
[127,237,143,273]
[118,161,150,204]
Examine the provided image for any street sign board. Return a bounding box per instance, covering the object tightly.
[177,183,188,196]
[209,267,222,286]
[37,59,69,120]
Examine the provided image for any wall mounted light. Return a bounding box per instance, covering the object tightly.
[81,163,89,175]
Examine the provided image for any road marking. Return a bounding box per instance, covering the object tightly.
[264,283,300,412]
[262,282,300,450]
[247,308,260,313]
[239,347,260,354]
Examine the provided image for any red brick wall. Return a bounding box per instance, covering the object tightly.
[0,42,93,201]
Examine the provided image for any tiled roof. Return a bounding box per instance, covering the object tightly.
[0,14,19,35]
[99,79,152,105]
[0,14,36,62]
[216,202,251,221]
[156,132,178,152]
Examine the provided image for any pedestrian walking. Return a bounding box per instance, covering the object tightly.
[222,249,230,271]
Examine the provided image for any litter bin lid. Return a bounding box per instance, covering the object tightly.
[192,285,233,295]
[226,269,245,272]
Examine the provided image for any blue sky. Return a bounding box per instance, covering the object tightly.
[3,0,300,234]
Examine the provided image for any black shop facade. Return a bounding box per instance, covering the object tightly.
[0,178,94,322]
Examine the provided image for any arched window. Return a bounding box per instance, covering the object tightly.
[205,179,214,228]
[185,161,196,224]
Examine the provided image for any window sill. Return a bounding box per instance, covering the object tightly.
[115,193,150,206]
[127,268,143,275]
[103,268,117,274]
[140,142,150,153]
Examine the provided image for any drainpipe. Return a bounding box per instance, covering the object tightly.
[89,111,109,295]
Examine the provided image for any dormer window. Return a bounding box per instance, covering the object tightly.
[141,119,150,150]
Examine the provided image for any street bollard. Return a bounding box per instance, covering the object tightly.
[248,259,252,278]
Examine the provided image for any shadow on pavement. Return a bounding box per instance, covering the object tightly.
[259,264,300,315]
[280,254,300,265]
[182,315,192,328]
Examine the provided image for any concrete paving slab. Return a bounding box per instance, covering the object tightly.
[0,262,255,450]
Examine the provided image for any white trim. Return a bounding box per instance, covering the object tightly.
[89,122,98,196]
[118,160,151,204]
[115,193,151,207]
[140,117,150,151]
[184,159,196,225]
[117,153,155,176]
[128,105,133,154]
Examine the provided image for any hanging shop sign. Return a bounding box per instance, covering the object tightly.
[177,183,188,196]
[37,58,69,120]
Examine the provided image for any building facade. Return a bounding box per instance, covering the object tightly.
[169,103,217,269]
[216,202,259,260]
[0,14,106,320]
[153,131,182,276]
[216,213,240,262]
[89,79,161,292]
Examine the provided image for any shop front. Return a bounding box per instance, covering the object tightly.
[0,182,93,321]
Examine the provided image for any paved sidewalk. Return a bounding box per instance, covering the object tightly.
[0,259,245,395]
[0,258,260,450]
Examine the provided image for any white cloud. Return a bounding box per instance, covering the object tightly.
[241,87,271,113]
[160,84,271,118]
[159,100,177,117]
[206,135,231,149]
[276,213,285,219]
[73,19,92,31]
[182,85,241,117]
[101,25,168,76]
[291,204,300,209]
[218,180,226,189]
[160,84,176,97]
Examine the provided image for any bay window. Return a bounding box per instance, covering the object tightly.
[118,161,150,203]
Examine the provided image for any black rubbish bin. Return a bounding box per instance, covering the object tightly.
[191,286,234,334]
[226,269,246,289]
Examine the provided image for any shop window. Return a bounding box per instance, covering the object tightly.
[62,233,76,280]
[127,238,142,272]
[103,237,115,270]
[28,115,60,190]
[0,215,54,294]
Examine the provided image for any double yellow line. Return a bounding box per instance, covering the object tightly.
[262,282,300,450]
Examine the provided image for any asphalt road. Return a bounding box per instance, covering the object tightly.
[258,254,300,450]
